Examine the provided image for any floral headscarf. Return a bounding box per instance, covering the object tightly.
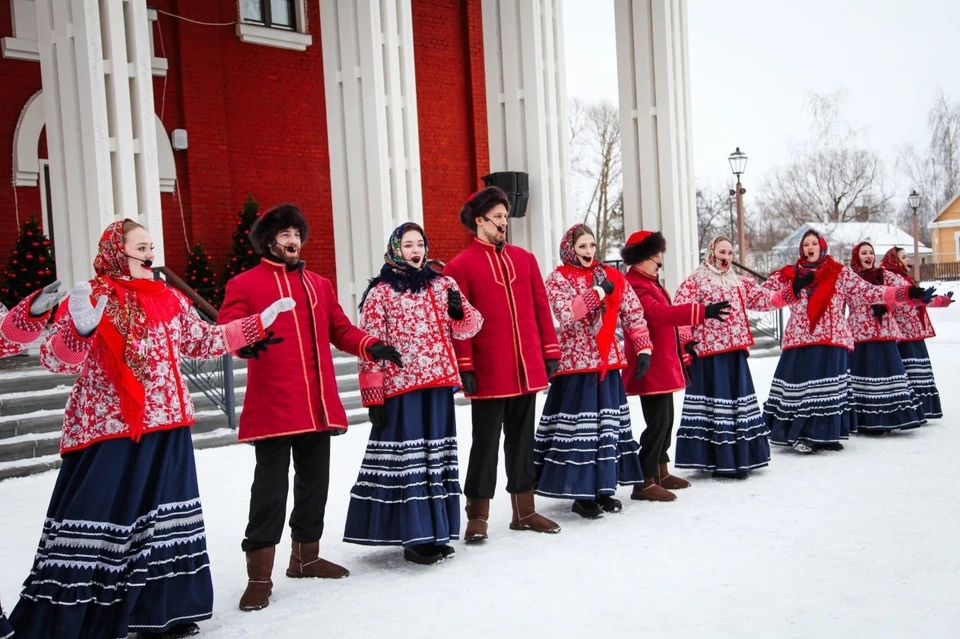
[880,247,916,286]
[697,236,739,287]
[358,222,441,309]
[773,230,842,331]
[851,242,884,286]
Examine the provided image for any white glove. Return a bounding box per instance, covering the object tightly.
[260,297,296,329]
[29,280,67,317]
[69,282,107,337]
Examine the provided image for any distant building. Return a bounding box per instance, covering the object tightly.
[931,193,960,264]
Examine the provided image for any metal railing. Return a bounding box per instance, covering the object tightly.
[732,261,784,345]
[154,267,238,430]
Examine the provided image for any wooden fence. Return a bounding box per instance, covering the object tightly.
[920,262,960,282]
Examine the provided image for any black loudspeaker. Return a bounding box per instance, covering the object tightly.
[482,171,529,218]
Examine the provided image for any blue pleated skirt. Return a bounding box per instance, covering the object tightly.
[0,610,12,639]
[898,339,942,419]
[9,428,213,639]
[676,350,770,474]
[850,340,924,431]
[343,387,461,547]
[534,370,643,500]
[763,345,856,445]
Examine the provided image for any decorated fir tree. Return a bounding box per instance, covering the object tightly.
[222,195,261,286]
[185,240,223,308]
[0,217,56,311]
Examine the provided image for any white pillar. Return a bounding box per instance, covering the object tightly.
[320,0,423,318]
[615,0,697,294]
[34,0,163,285]
[481,0,573,270]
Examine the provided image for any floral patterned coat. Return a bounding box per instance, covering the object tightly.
[42,288,263,454]
[673,268,788,358]
[0,291,50,356]
[846,270,910,343]
[883,270,951,342]
[545,267,652,375]
[358,277,483,405]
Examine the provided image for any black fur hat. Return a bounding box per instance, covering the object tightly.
[620,230,666,266]
[250,203,309,255]
[459,186,511,233]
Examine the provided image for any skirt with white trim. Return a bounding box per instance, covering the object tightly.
[9,427,213,639]
[534,370,643,500]
[675,350,770,474]
[343,387,461,547]
[0,610,12,639]
[763,345,855,445]
[850,340,924,431]
[898,339,942,419]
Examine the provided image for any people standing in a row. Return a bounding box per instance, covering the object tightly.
[621,230,732,501]
[880,246,952,420]
[760,230,925,455]
[346,222,482,564]
[444,186,563,540]
[673,237,789,478]
[10,220,295,639]
[847,242,925,433]
[535,224,651,518]
[218,205,402,612]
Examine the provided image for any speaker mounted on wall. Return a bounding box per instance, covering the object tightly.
[482,171,530,218]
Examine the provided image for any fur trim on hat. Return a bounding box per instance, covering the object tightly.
[250,204,309,255]
[621,231,666,266]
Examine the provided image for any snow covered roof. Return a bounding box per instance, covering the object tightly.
[773,222,931,257]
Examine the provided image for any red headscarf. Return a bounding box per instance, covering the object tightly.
[880,247,916,286]
[90,220,180,440]
[558,224,623,380]
[851,242,884,285]
[774,230,842,331]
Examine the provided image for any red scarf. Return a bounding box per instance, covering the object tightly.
[880,247,917,286]
[90,220,180,440]
[851,242,884,285]
[775,231,842,331]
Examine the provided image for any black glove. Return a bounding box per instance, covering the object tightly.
[236,331,283,360]
[907,286,927,300]
[367,341,403,367]
[545,359,560,378]
[871,305,888,319]
[922,286,937,303]
[368,404,387,429]
[793,272,815,298]
[704,301,731,321]
[447,289,464,321]
[634,353,651,381]
[460,371,477,395]
[599,279,615,296]
[684,341,699,361]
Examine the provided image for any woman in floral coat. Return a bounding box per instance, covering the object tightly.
[673,237,789,478]
[9,220,294,639]
[760,230,923,454]
[880,246,953,419]
[534,224,652,518]
[847,242,925,432]
[346,222,482,565]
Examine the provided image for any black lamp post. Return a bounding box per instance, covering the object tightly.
[909,190,922,280]
[728,147,748,263]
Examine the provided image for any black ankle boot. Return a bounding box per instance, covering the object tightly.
[138,622,200,639]
[597,495,622,513]
[820,442,845,451]
[571,499,603,519]
[403,544,444,565]
[436,544,456,559]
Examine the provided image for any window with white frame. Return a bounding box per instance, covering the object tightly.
[954,232,960,260]
[237,0,313,51]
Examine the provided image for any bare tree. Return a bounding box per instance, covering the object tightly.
[696,186,737,253]
[763,90,891,227]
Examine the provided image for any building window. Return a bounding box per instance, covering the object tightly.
[954,232,960,260]
[236,0,312,51]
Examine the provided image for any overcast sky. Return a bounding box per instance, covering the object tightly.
[562,0,960,208]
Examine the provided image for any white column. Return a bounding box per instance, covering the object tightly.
[615,0,697,293]
[481,0,573,270]
[34,0,163,285]
[320,0,423,318]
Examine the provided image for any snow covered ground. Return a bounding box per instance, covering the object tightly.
[3,308,960,638]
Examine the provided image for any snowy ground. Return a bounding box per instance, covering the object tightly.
[3,309,960,638]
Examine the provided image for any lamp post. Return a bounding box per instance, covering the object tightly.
[909,190,922,281]
[728,147,748,263]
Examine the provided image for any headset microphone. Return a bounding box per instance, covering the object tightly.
[482,217,506,234]
[127,255,153,268]
[273,241,298,254]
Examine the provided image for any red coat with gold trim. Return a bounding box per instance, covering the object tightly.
[623,268,705,396]
[42,287,263,454]
[444,238,561,399]
[358,277,483,405]
[883,270,952,342]
[218,259,378,441]
[545,266,652,375]
[0,291,51,356]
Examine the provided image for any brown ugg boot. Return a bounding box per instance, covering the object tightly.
[631,478,677,502]
[509,489,561,533]
[239,546,275,611]
[657,463,691,490]
[464,498,490,542]
[286,540,350,579]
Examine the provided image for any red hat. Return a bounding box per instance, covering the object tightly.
[621,230,666,266]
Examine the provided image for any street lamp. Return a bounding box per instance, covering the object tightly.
[728,147,748,263]
[909,190,922,280]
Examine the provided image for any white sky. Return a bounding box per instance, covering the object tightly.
[562,0,960,207]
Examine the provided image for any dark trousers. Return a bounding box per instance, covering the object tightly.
[638,393,675,480]
[242,431,331,552]
[463,394,537,499]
